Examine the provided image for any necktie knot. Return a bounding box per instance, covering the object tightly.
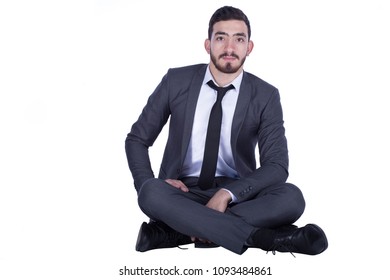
[207,80,234,98]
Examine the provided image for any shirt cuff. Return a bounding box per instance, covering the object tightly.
[221,188,238,203]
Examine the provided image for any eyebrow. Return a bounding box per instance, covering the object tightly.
[215,31,247,38]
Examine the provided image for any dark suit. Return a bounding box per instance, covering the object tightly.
[125,64,305,254]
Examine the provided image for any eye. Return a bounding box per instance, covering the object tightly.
[237,37,245,43]
[216,36,224,41]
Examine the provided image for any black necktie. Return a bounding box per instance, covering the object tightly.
[198,80,234,190]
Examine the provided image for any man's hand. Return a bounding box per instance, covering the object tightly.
[165,179,189,192]
[206,189,232,213]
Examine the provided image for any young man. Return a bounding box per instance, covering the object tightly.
[125,6,328,255]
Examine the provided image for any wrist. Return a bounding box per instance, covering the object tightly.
[220,188,233,203]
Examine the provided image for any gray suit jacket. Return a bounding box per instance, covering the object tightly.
[125,64,289,203]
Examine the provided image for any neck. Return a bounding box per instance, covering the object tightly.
[209,63,243,87]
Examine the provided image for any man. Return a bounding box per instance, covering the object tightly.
[125,6,328,255]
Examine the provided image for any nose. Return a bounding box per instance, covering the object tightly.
[224,38,235,53]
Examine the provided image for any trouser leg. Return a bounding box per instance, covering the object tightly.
[228,182,306,228]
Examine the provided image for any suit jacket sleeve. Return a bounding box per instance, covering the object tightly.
[125,73,170,192]
[225,88,289,203]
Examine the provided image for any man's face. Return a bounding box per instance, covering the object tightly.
[205,20,254,74]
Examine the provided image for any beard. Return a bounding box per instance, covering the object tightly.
[210,51,246,74]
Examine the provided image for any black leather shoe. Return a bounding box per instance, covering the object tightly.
[135,221,192,252]
[269,224,328,255]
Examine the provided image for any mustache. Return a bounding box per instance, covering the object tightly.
[219,53,239,59]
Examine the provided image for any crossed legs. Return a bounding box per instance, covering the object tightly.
[137,178,305,254]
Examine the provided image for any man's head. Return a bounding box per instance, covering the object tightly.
[208,6,251,40]
[205,6,254,75]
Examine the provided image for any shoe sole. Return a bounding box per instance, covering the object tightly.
[195,242,220,248]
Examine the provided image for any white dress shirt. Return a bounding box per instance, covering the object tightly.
[181,66,243,180]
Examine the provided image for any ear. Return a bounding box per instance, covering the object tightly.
[204,39,211,54]
[246,40,254,56]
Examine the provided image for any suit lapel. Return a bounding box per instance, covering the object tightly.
[180,65,208,164]
[231,72,252,154]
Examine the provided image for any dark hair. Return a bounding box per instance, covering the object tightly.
[208,6,251,39]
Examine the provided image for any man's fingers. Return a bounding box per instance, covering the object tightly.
[165,179,189,192]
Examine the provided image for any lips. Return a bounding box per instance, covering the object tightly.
[222,56,237,61]
[219,53,239,60]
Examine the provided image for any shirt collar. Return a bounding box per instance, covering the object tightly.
[203,65,243,91]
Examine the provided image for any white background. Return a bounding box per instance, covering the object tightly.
[1,0,389,279]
